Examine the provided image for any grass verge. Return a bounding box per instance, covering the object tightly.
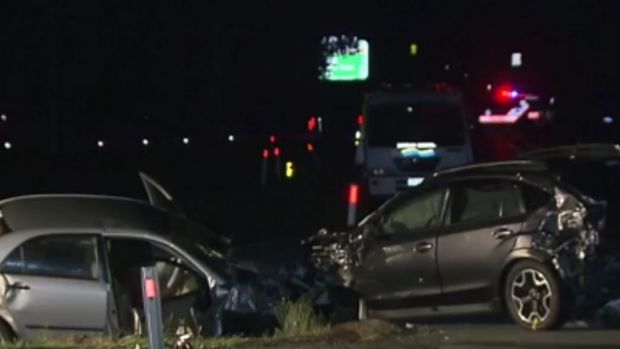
[3,299,402,349]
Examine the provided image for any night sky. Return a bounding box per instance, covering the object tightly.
[2,1,620,154]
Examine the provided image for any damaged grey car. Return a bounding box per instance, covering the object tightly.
[0,174,280,341]
[307,161,605,330]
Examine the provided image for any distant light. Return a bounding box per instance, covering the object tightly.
[355,130,362,140]
[97,140,104,148]
[603,116,614,124]
[406,106,413,113]
[182,137,190,145]
[496,87,519,103]
[285,161,295,179]
[348,184,359,205]
[549,97,556,106]
[269,135,276,143]
[511,52,523,67]
[262,149,269,159]
[317,117,323,132]
[444,64,450,71]
[142,138,149,146]
[273,147,281,157]
[228,135,235,142]
[3,142,11,150]
[409,43,418,56]
[527,111,542,120]
[307,143,314,152]
[307,116,317,132]
[463,72,469,79]
[357,115,364,126]
[0,114,7,122]
[486,84,493,91]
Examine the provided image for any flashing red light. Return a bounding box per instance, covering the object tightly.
[144,278,158,299]
[357,115,364,126]
[269,135,276,144]
[348,184,359,205]
[262,149,269,159]
[273,147,281,157]
[495,86,519,103]
[307,116,317,132]
[307,143,314,152]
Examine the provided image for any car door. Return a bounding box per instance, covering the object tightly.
[104,237,208,333]
[0,234,108,338]
[354,187,447,308]
[436,179,528,308]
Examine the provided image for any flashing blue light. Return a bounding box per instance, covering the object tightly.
[603,116,614,124]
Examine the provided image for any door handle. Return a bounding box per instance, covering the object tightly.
[7,282,30,291]
[415,242,433,253]
[492,228,514,240]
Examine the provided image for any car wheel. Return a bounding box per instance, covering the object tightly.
[504,260,568,330]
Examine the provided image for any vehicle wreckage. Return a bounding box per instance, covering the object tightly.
[0,173,335,341]
[305,160,615,329]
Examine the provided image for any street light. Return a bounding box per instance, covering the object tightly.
[182,137,190,145]
[142,138,149,146]
[0,114,7,122]
[228,135,235,142]
[4,142,11,150]
[97,140,104,148]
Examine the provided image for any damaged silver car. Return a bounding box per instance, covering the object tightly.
[0,174,280,341]
[307,160,605,330]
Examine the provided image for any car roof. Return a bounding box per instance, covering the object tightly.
[0,194,172,234]
[519,143,620,163]
[391,160,556,195]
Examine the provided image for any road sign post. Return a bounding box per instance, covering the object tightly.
[141,267,165,349]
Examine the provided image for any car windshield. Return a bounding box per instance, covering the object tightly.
[366,100,466,147]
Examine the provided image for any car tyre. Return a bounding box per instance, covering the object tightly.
[504,260,568,330]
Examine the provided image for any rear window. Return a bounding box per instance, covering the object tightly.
[450,180,525,224]
[366,100,466,147]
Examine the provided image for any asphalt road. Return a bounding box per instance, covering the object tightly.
[430,323,620,348]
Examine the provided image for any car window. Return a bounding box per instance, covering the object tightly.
[450,180,525,225]
[1,235,99,280]
[522,184,552,213]
[155,260,201,299]
[106,238,202,300]
[382,189,445,234]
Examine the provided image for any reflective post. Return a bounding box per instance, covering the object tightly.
[141,267,165,349]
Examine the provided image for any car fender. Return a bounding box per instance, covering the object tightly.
[494,242,555,300]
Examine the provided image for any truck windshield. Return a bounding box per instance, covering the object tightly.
[366,101,466,147]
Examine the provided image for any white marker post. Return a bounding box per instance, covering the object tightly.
[141,267,165,349]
